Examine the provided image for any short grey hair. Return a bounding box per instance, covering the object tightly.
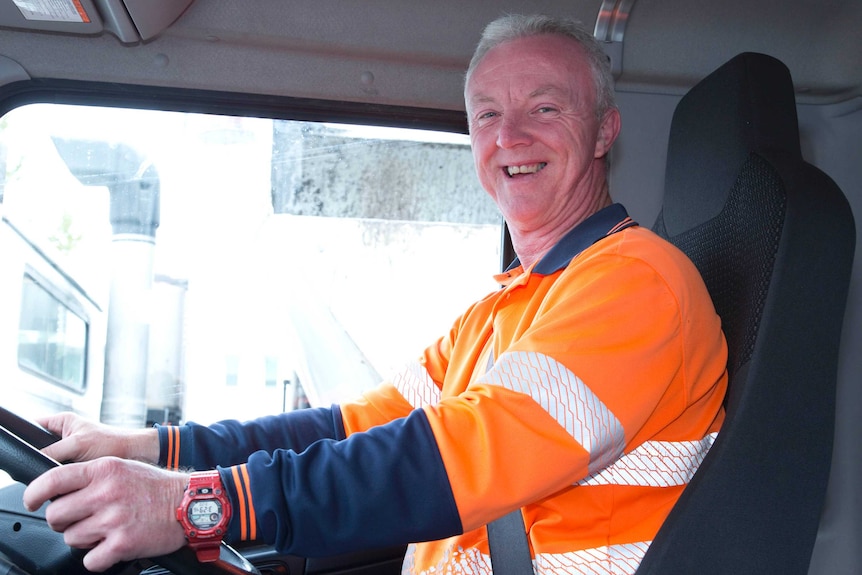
[465,14,616,118]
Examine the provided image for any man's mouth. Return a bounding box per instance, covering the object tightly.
[505,162,547,177]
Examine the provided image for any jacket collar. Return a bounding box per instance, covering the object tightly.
[506,203,638,275]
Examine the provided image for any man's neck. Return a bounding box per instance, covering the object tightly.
[510,190,613,269]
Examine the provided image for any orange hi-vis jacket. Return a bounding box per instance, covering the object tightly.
[159,204,727,575]
[339,204,727,573]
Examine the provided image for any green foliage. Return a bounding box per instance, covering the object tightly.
[48,211,83,253]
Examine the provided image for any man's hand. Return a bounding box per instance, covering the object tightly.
[37,412,160,465]
[22,457,189,572]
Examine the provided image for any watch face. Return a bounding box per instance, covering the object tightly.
[188,498,223,530]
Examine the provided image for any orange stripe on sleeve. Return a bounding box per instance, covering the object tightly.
[239,464,257,540]
[165,427,172,469]
[171,427,180,470]
[165,426,176,470]
[230,466,249,540]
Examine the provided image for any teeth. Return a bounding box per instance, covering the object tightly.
[507,162,547,176]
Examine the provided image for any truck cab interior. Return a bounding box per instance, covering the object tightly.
[0,1,859,574]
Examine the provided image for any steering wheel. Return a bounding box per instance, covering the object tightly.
[0,406,260,575]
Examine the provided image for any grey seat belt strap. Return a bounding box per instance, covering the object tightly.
[487,508,534,574]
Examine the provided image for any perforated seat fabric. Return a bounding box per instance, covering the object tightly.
[638,52,856,574]
[659,153,786,382]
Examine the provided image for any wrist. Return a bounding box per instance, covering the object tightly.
[175,470,231,562]
[128,428,161,464]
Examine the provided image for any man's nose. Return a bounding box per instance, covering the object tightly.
[496,114,532,149]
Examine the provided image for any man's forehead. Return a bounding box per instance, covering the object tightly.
[478,34,586,70]
[466,37,589,97]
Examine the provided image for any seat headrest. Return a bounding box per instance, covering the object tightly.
[662,52,800,237]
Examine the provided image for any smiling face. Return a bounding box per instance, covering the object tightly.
[466,34,620,257]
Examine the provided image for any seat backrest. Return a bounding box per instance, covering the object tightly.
[638,52,856,574]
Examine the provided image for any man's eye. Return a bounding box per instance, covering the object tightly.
[537,106,558,114]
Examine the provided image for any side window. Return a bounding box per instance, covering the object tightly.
[17,272,88,391]
[0,103,500,425]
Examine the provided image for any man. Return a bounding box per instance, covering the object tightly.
[24,14,727,574]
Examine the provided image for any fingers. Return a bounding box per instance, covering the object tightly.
[81,539,128,573]
[36,414,115,463]
[62,514,135,572]
[22,461,92,514]
[35,414,159,464]
[36,412,86,444]
[60,515,149,572]
[77,531,157,573]
[36,412,89,463]
[35,412,74,435]
[41,436,79,464]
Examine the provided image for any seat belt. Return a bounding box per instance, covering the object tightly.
[487,509,534,574]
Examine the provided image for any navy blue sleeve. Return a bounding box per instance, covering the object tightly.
[220,407,463,556]
[157,405,344,470]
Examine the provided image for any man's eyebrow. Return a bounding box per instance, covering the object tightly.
[468,94,497,106]
[529,86,565,98]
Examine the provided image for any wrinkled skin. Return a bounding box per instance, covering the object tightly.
[22,413,188,573]
[466,34,620,268]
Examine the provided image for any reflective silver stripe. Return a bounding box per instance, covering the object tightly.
[535,541,650,574]
[576,433,718,487]
[402,543,494,575]
[402,541,651,574]
[481,351,625,474]
[392,361,441,409]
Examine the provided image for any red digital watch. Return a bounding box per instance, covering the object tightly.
[176,470,231,562]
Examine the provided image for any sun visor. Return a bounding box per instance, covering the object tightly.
[0,0,194,43]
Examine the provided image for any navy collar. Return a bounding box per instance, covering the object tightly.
[506,203,638,275]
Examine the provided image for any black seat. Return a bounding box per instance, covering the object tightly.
[638,53,856,574]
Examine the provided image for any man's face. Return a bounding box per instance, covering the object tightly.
[466,35,619,236]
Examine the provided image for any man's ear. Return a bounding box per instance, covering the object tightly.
[594,107,621,158]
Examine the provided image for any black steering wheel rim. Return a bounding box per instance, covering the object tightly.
[0,406,258,575]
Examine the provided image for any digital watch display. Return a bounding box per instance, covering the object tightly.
[188,497,223,529]
[176,470,231,562]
